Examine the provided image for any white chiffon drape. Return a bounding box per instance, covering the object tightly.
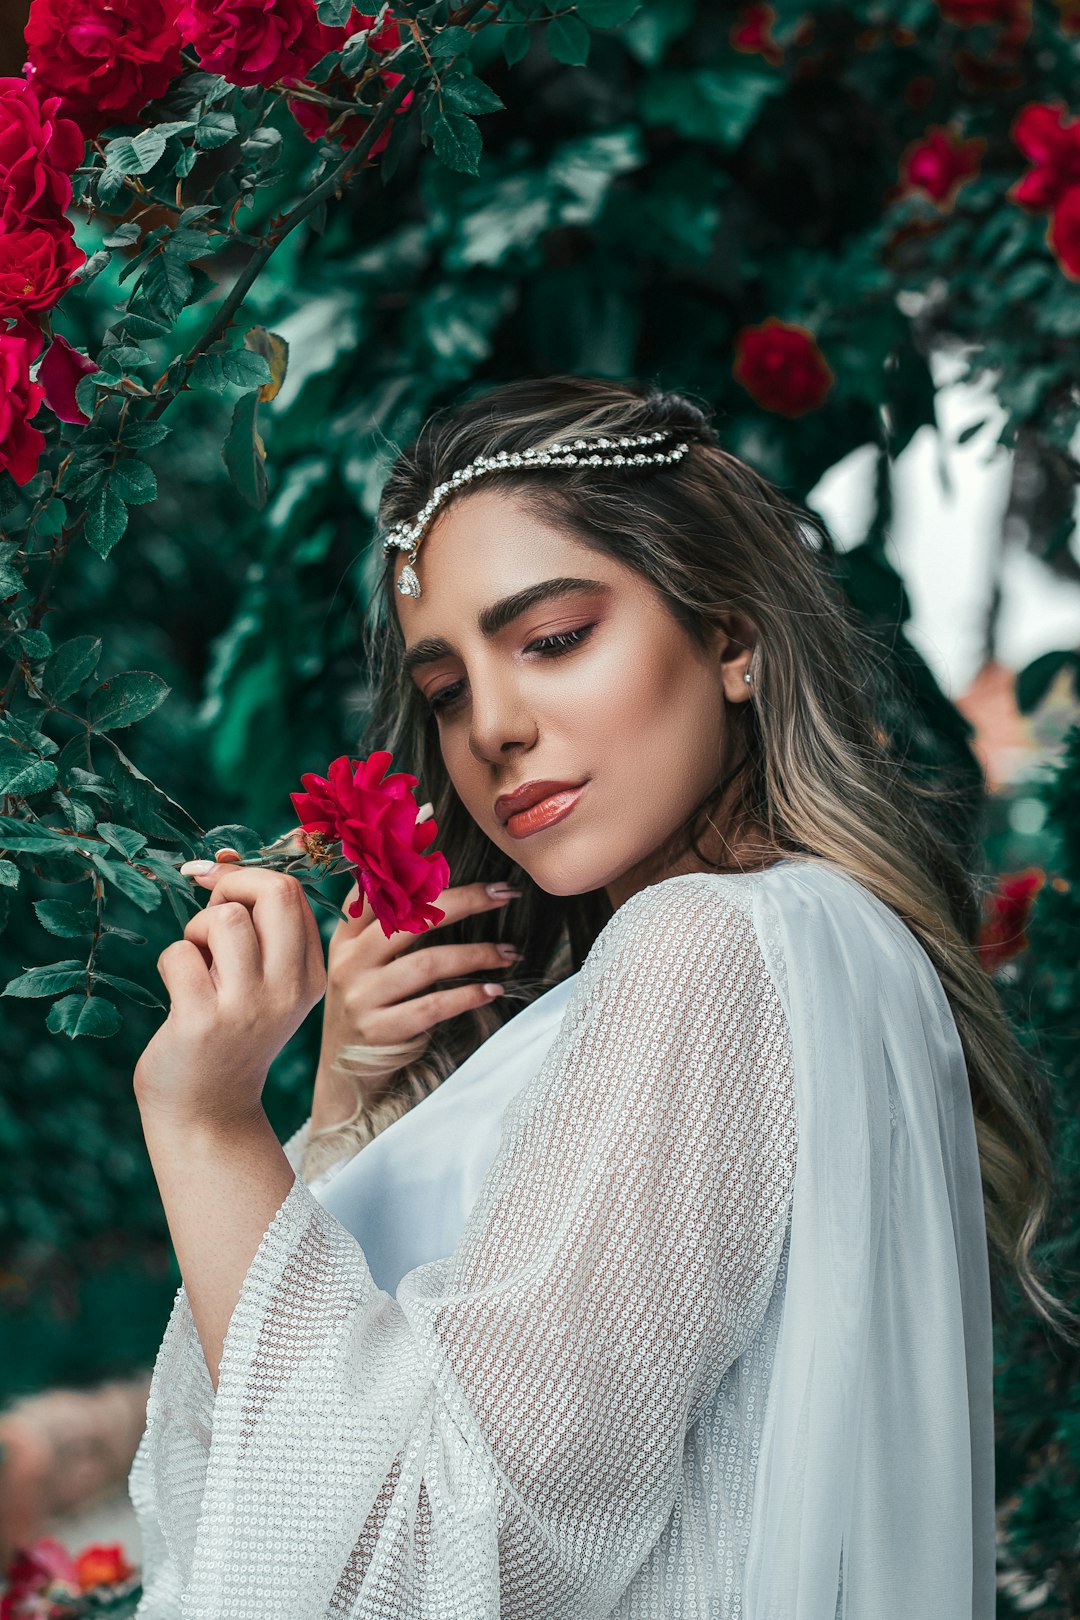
[128,858,995,1618]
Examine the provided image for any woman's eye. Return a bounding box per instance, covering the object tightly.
[426,623,596,717]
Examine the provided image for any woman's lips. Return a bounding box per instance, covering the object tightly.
[504,784,587,838]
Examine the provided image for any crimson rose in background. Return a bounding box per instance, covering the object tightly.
[291,753,451,939]
[899,124,985,211]
[23,0,183,138]
[0,333,45,486]
[0,79,82,231]
[178,0,338,88]
[732,318,835,419]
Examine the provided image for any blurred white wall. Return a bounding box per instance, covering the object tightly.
[807,349,1080,703]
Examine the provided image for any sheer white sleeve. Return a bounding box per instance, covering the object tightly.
[128,873,797,1619]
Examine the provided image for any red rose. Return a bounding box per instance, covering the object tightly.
[900,125,985,209]
[179,0,337,88]
[23,0,183,138]
[0,78,83,232]
[1048,185,1080,278]
[290,751,450,938]
[0,331,46,485]
[1009,102,1080,211]
[38,333,98,423]
[0,224,84,317]
[733,318,835,418]
[729,3,783,65]
[74,1542,135,1590]
[976,868,1044,973]
[1057,0,1080,32]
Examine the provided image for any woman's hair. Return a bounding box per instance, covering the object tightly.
[308,372,1077,1342]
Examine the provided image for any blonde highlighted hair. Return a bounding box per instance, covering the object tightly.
[308,373,1077,1342]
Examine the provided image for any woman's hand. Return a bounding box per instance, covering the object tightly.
[312,875,523,1123]
[133,863,327,1132]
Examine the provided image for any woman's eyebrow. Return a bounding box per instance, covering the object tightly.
[402,576,608,679]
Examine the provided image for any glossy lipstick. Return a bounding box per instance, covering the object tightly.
[502,784,587,839]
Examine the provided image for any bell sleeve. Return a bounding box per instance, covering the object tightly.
[128,873,798,1620]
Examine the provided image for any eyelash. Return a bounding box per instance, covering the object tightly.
[426,623,596,716]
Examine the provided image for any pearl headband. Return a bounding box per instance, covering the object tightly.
[380,429,691,598]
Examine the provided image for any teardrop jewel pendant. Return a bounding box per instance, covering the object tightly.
[396,564,421,598]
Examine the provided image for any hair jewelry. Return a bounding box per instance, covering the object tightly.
[381,429,691,598]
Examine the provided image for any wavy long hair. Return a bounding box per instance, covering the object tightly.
[307,372,1076,1341]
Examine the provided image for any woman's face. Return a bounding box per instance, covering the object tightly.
[393,487,758,909]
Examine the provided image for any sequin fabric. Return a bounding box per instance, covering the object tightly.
[129,871,799,1618]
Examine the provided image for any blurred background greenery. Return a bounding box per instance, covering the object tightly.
[2,0,1079,1607]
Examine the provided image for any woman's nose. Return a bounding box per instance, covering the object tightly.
[467,678,538,763]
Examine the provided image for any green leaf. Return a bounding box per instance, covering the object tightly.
[0,815,76,853]
[430,110,483,176]
[35,499,66,538]
[85,482,129,560]
[194,109,238,150]
[546,15,590,63]
[221,348,272,389]
[87,670,171,733]
[429,25,475,58]
[0,859,19,889]
[0,757,57,798]
[90,854,163,913]
[96,821,149,859]
[42,634,102,701]
[577,0,641,21]
[91,969,164,1008]
[35,899,96,936]
[110,459,158,505]
[103,221,142,250]
[192,352,228,393]
[1015,650,1080,714]
[105,128,168,175]
[442,74,505,115]
[95,736,204,844]
[341,32,370,74]
[46,994,123,1038]
[222,390,268,510]
[138,254,194,321]
[17,628,52,658]
[502,24,530,63]
[639,67,780,146]
[316,0,352,21]
[3,960,87,998]
[0,560,23,595]
[120,420,171,451]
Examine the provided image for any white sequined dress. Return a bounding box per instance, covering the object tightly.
[128,857,995,1618]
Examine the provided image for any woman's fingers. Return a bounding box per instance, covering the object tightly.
[182,865,323,992]
[365,980,506,1045]
[205,901,262,996]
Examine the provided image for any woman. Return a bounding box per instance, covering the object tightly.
[127,376,1071,1619]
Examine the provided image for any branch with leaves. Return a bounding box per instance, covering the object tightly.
[0,0,640,1039]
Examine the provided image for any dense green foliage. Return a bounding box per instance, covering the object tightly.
[1,0,1078,1600]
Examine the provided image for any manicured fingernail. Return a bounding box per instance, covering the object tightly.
[496,943,522,959]
[180,860,215,876]
[486,883,523,899]
[214,847,242,863]
[483,983,504,996]
[416,801,434,823]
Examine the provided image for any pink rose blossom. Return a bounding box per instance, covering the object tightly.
[290,751,450,938]
[0,330,47,486]
[23,0,183,137]
[0,78,83,231]
[38,333,97,423]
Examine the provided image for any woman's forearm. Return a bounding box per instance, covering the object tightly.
[138,1103,296,1392]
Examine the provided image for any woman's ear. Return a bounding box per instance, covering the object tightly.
[709,613,757,702]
